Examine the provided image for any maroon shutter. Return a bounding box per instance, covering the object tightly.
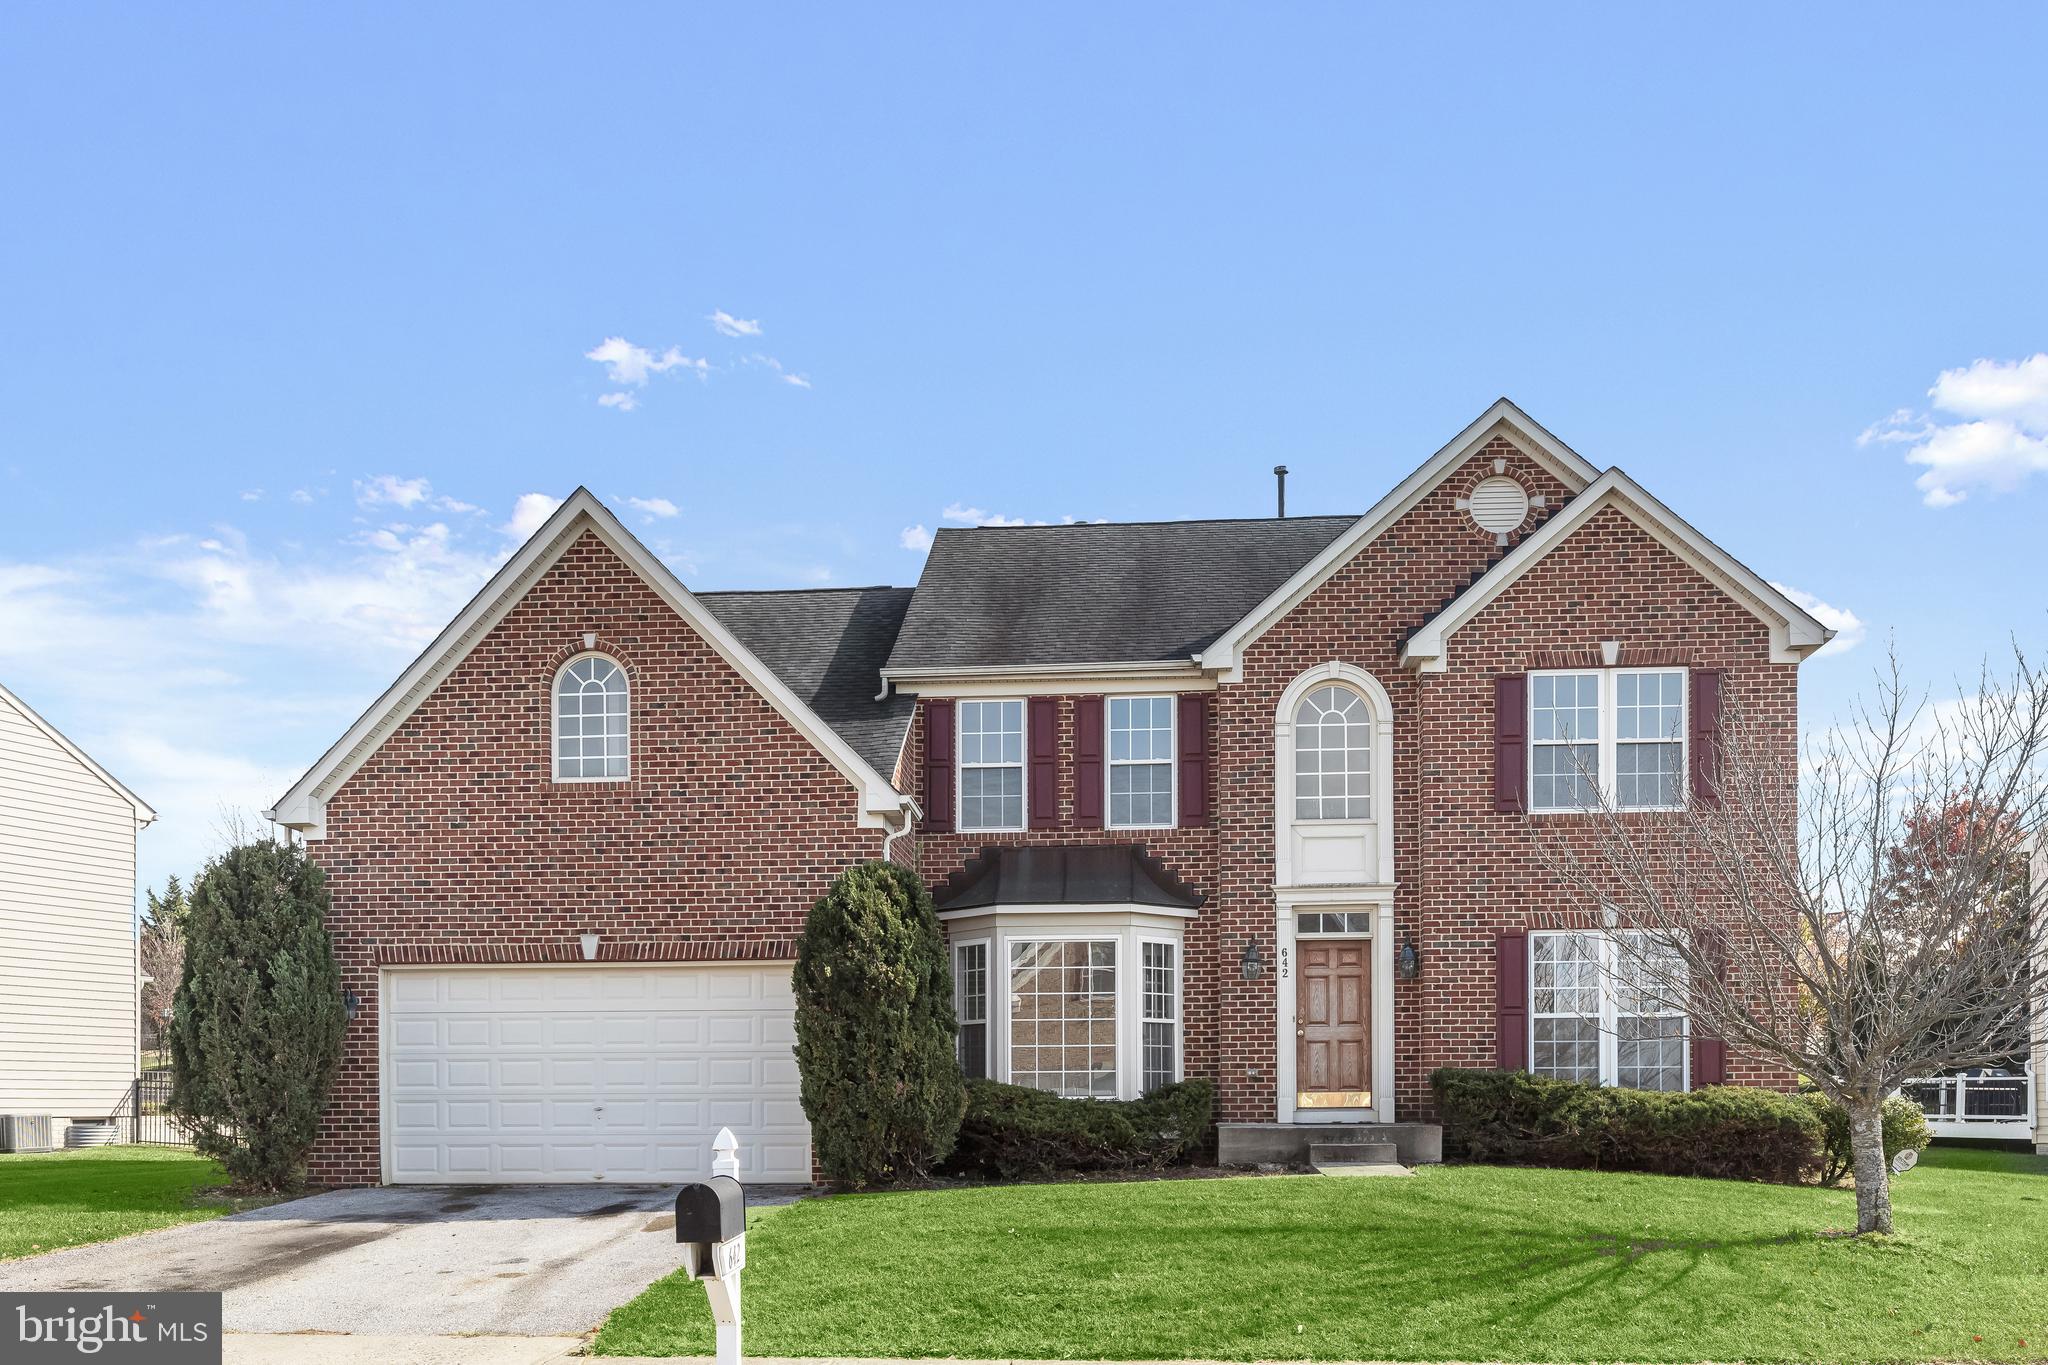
[1177,694,1209,827]
[1690,927,1730,1087]
[1073,696,1104,828]
[1028,696,1059,829]
[1690,668,1723,808]
[1494,674,1527,814]
[1495,932,1529,1070]
[922,700,955,833]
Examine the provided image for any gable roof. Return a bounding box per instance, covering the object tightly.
[1197,398,1602,678]
[883,515,1356,676]
[267,489,913,838]
[696,586,917,777]
[1398,467,1834,670]
[0,680,155,825]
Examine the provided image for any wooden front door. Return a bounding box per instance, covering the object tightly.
[1296,940,1370,1108]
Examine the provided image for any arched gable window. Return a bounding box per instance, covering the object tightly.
[554,655,629,780]
[1293,684,1371,821]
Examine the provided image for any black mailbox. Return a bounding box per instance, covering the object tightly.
[675,1175,745,1248]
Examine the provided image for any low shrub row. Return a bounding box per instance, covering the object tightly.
[946,1078,1215,1180]
[1430,1068,1822,1183]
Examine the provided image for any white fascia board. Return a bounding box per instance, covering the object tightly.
[0,680,156,825]
[1199,399,1601,680]
[1398,468,1835,673]
[270,488,909,838]
[889,662,1216,698]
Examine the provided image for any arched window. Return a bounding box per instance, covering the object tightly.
[554,655,629,780]
[1293,684,1371,820]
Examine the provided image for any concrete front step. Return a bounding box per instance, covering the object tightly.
[1308,1140,1399,1166]
[1315,1162,1414,1178]
[1218,1121,1442,1168]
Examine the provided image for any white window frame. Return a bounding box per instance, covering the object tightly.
[1138,934,1182,1093]
[952,938,992,1080]
[957,698,1027,832]
[1291,683,1375,823]
[1107,695,1177,830]
[1528,667,1687,814]
[1528,930,1691,1091]
[551,652,631,783]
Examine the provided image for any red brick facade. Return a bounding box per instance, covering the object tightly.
[300,433,1803,1184]
[305,531,887,1186]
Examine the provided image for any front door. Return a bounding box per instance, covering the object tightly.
[1296,941,1370,1109]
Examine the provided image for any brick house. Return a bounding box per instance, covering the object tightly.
[271,399,1831,1186]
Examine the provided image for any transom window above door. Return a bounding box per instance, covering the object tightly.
[553,654,629,781]
[1293,684,1372,821]
[957,699,1025,830]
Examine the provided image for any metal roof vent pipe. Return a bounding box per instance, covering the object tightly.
[1273,465,1289,518]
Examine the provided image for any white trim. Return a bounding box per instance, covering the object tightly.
[0,681,155,825]
[1137,932,1184,1091]
[269,489,910,838]
[1274,663,1395,891]
[1106,694,1178,831]
[938,901,1201,922]
[885,660,1206,685]
[1527,667,1688,814]
[1200,400,1601,680]
[1273,892,1396,1124]
[895,673,1215,698]
[951,937,993,1080]
[956,697,1027,833]
[1401,469,1834,673]
[549,652,631,783]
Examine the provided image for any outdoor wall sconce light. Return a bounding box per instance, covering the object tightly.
[343,990,360,1022]
[581,933,602,961]
[1397,939,1421,981]
[1240,939,1265,982]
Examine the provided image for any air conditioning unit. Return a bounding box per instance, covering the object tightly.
[0,1115,57,1153]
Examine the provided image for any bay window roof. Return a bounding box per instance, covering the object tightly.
[932,844,1205,914]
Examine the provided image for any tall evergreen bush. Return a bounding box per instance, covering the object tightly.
[793,861,965,1185]
[168,839,345,1192]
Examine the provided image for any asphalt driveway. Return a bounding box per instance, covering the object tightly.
[0,1183,806,1338]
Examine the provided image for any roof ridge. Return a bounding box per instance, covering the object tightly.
[931,513,1360,534]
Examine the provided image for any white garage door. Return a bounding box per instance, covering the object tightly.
[383,965,810,1184]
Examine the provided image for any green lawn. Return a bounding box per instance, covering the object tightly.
[0,1146,244,1259]
[594,1147,2048,1362]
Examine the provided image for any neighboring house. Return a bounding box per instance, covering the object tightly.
[0,682,156,1128]
[271,399,1832,1186]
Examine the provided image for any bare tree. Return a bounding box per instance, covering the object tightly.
[139,875,188,1057]
[1543,646,2046,1235]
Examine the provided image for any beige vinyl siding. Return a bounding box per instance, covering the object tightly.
[0,691,140,1120]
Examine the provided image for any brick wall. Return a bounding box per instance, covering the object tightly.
[305,530,886,1185]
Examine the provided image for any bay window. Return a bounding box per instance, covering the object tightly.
[1530,930,1689,1091]
[953,940,989,1080]
[1529,668,1686,812]
[1010,940,1119,1097]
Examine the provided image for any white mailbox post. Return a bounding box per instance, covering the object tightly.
[675,1127,747,1365]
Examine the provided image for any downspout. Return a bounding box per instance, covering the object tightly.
[880,801,914,864]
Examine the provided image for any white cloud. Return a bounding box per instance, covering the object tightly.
[899,524,932,552]
[240,489,264,502]
[355,474,433,509]
[503,493,563,539]
[1865,354,2048,507]
[781,372,812,389]
[709,310,763,338]
[1769,582,1867,659]
[584,336,710,387]
[597,391,638,412]
[938,503,1102,528]
[746,353,811,390]
[288,489,315,505]
[620,495,679,522]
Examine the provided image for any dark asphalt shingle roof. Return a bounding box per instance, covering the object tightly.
[932,844,1206,912]
[884,515,1358,672]
[696,586,917,778]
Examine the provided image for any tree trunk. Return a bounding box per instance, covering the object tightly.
[1847,1094,1894,1236]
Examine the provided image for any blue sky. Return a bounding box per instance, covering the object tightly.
[3,5,2044,901]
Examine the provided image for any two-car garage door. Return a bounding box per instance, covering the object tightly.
[383,965,811,1184]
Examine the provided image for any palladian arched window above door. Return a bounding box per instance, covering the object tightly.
[1275,664,1394,889]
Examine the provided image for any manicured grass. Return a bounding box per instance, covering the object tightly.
[0,1146,245,1259]
[593,1147,2048,1361]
